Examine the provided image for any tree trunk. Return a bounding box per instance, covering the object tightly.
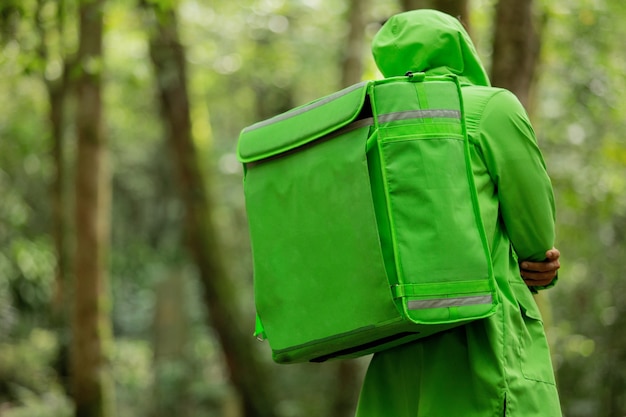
[490,0,541,109]
[251,41,294,120]
[49,81,70,324]
[400,0,471,33]
[49,76,73,395]
[152,271,191,417]
[330,360,363,417]
[35,0,72,388]
[341,0,369,87]
[141,3,278,417]
[71,1,116,416]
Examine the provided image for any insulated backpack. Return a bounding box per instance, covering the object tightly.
[237,73,497,364]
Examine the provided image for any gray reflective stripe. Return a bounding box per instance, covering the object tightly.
[243,82,369,132]
[407,295,493,310]
[378,109,461,123]
[342,117,374,132]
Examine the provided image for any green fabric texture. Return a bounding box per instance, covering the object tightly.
[355,10,561,417]
[238,74,498,364]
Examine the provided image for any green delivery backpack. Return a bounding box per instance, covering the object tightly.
[237,73,497,364]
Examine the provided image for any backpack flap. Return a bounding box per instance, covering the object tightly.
[237,82,370,164]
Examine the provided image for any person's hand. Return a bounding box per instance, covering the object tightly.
[519,248,560,287]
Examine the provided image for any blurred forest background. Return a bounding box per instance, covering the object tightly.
[0,0,625,416]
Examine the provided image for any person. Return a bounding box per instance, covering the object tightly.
[355,10,562,417]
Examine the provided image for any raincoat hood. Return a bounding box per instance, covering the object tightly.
[372,10,490,86]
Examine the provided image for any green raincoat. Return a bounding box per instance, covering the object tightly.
[355,10,562,417]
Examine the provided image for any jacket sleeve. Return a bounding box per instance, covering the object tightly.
[476,90,556,263]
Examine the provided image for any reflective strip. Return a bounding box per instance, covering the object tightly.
[407,294,493,310]
[392,281,492,298]
[243,82,369,132]
[378,109,461,123]
[341,117,374,132]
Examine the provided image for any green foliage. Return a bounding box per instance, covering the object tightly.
[0,1,24,43]
[0,27,55,324]
[1,390,73,417]
[8,237,55,314]
[112,339,154,417]
[0,329,71,414]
